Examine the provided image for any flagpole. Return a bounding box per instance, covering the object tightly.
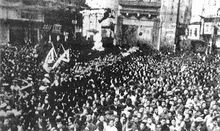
[49,42,57,57]
[61,44,66,51]
[174,0,181,52]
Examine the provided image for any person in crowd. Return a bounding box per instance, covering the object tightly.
[105,119,118,131]
[1,40,220,131]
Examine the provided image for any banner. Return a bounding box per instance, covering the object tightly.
[43,47,57,72]
[43,24,53,32]
[52,49,70,69]
[52,24,62,34]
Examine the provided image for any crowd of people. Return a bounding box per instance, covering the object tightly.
[1,41,220,131]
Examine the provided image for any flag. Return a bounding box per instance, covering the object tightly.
[43,47,57,72]
[62,49,70,62]
[52,49,70,69]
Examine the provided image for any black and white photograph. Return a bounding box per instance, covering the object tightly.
[1,0,220,130]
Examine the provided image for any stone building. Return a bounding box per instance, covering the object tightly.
[81,0,118,47]
[81,0,161,49]
[0,0,44,44]
[188,0,220,51]
[118,0,161,49]
[0,0,84,45]
[160,0,192,46]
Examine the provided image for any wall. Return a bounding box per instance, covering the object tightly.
[81,10,103,39]
[161,0,192,47]
[0,21,9,44]
[0,0,44,44]
[120,16,159,48]
[188,24,200,40]
[216,36,220,48]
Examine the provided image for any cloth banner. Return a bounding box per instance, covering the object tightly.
[52,49,70,69]
[43,47,57,72]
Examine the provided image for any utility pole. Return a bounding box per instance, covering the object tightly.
[157,0,163,51]
[174,0,181,52]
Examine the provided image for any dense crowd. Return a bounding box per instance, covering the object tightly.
[1,42,220,131]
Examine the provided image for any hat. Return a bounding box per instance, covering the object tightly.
[12,79,18,83]
[142,119,148,123]
[56,115,61,120]
[0,103,7,108]
[126,107,133,111]
[44,74,50,78]
[69,124,75,130]
[2,83,9,86]
[195,117,203,122]
[42,78,50,84]
[39,85,47,91]
[51,127,57,131]
[105,111,110,115]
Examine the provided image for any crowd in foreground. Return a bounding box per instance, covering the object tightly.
[1,42,220,131]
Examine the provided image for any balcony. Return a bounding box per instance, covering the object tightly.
[119,0,161,8]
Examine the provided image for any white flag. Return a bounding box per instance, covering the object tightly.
[52,49,70,69]
[43,47,57,72]
[62,49,70,62]
[45,47,57,63]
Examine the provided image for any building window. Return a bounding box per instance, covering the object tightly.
[189,29,192,36]
[21,11,38,20]
[170,17,172,21]
[194,28,198,37]
[205,24,209,33]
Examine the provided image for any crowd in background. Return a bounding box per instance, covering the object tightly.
[1,41,220,131]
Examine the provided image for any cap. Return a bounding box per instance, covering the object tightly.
[44,74,50,78]
[42,78,50,84]
[39,85,47,91]
[195,117,203,122]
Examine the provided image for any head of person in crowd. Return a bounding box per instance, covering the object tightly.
[1,41,220,131]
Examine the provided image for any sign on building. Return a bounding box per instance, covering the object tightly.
[43,24,53,32]
[21,11,39,20]
[204,22,213,34]
[52,24,62,34]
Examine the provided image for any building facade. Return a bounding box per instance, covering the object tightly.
[0,0,83,45]
[187,22,200,40]
[160,0,192,46]
[0,0,44,44]
[80,0,117,48]
[118,0,161,49]
[188,0,220,51]
[81,0,161,49]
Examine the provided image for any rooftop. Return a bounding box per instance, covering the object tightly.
[119,0,161,8]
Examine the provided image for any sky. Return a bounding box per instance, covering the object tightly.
[86,0,220,23]
[191,0,220,22]
[86,0,118,9]
[190,0,205,22]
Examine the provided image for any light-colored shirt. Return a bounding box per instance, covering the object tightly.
[147,123,156,131]
[105,126,118,131]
